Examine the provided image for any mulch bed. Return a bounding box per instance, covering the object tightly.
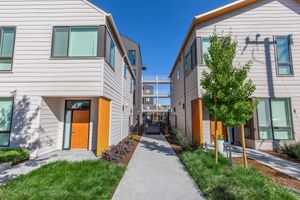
[164,133,183,156]
[233,157,300,192]
[262,150,300,164]
[120,135,141,166]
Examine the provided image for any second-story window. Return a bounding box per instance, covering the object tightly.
[201,37,210,64]
[106,32,115,69]
[176,68,180,80]
[0,27,16,71]
[275,36,293,76]
[130,77,133,93]
[52,27,99,58]
[184,40,197,75]
[128,50,136,66]
[124,65,127,79]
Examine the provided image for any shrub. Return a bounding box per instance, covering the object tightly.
[101,139,132,163]
[281,143,300,159]
[0,148,30,165]
[170,129,192,151]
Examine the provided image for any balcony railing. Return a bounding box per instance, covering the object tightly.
[142,75,171,83]
[142,105,171,112]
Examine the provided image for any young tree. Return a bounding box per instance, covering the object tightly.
[200,32,257,166]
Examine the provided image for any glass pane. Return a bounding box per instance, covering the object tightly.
[271,99,291,127]
[53,27,69,57]
[278,65,291,75]
[244,128,250,138]
[0,28,15,57]
[106,32,112,64]
[202,37,210,63]
[0,59,12,71]
[110,41,115,67]
[274,129,293,140]
[66,101,90,110]
[259,128,273,140]
[258,99,271,127]
[0,98,13,132]
[69,27,98,57]
[176,68,180,80]
[0,133,10,146]
[128,50,136,65]
[124,65,127,78]
[276,37,290,64]
[63,111,71,149]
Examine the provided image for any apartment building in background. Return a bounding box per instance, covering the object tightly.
[170,0,300,150]
[0,0,136,157]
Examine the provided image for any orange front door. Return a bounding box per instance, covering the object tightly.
[71,110,90,149]
[191,99,203,146]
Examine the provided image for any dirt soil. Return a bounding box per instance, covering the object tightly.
[262,150,300,164]
[120,135,141,166]
[233,157,300,192]
[165,133,183,156]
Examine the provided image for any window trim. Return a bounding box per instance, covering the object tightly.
[274,35,294,77]
[256,98,294,141]
[51,26,100,59]
[0,97,14,147]
[0,27,16,72]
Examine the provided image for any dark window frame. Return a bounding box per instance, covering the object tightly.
[105,30,116,71]
[0,27,16,72]
[128,50,136,66]
[51,26,100,59]
[274,35,294,76]
[256,98,294,141]
[184,40,197,76]
[0,97,14,147]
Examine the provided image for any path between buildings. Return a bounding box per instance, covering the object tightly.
[230,146,300,180]
[112,134,205,200]
[0,150,97,186]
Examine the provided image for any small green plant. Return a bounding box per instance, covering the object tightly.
[170,129,192,151]
[281,143,300,159]
[217,135,224,141]
[0,148,30,165]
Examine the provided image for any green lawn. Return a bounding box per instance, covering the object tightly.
[181,150,298,200]
[0,160,125,200]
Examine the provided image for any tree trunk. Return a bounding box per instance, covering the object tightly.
[241,125,248,167]
[214,117,218,164]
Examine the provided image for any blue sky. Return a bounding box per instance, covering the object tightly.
[92,0,234,76]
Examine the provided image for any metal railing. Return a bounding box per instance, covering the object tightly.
[142,75,171,83]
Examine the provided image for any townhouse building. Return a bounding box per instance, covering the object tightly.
[0,0,135,157]
[170,0,300,150]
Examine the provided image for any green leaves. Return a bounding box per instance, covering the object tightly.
[200,31,258,127]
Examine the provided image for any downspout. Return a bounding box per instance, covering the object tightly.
[182,51,187,136]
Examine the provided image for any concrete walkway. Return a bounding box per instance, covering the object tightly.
[112,134,204,200]
[230,146,300,180]
[0,150,97,186]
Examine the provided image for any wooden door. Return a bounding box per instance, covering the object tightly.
[71,110,90,149]
[191,99,203,146]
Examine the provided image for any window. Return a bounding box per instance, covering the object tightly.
[128,50,136,66]
[184,41,197,75]
[0,27,16,71]
[275,36,293,75]
[146,98,150,103]
[257,98,293,140]
[201,37,210,64]
[106,32,115,69]
[176,68,180,80]
[0,98,13,147]
[124,65,127,79]
[52,27,99,58]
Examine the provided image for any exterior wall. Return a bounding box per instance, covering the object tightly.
[171,0,300,149]
[121,35,143,119]
[0,0,106,97]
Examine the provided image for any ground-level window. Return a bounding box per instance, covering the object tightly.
[0,27,16,71]
[0,98,14,147]
[257,98,293,140]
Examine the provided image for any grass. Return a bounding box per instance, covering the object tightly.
[281,143,300,159]
[0,160,125,200]
[181,150,298,200]
[0,148,30,165]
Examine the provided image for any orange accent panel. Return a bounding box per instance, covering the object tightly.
[71,110,89,149]
[210,118,228,143]
[191,99,203,146]
[96,98,111,157]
